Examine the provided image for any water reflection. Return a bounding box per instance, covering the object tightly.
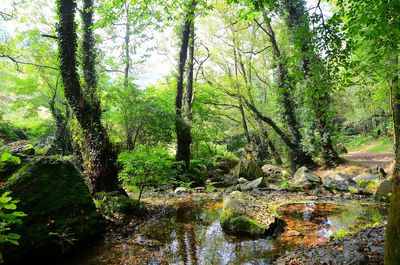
[58,199,387,265]
[277,201,387,245]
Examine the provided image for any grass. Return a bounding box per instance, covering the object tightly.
[342,135,393,153]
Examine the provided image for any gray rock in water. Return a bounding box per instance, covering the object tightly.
[292,166,321,189]
[323,173,363,193]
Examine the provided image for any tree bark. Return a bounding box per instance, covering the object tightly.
[385,51,400,265]
[175,0,196,170]
[57,0,122,194]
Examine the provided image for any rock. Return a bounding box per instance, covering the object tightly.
[4,140,35,156]
[220,191,279,237]
[292,166,322,189]
[233,159,264,181]
[354,173,380,188]
[241,177,266,191]
[238,177,249,184]
[205,169,224,182]
[323,173,363,193]
[1,156,102,263]
[211,174,238,188]
[174,187,190,194]
[262,164,283,175]
[215,157,238,174]
[375,179,391,201]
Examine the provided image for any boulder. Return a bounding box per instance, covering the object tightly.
[323,173,363,193]
[262,164,283,175]
[354,173,380,188]
[210,174,238,188]
[1,156,101,263]
[241,177,266,191]
[220,191,279,237]
[292,167,322,189]
[233,159,264,181]
[375,179,392,201]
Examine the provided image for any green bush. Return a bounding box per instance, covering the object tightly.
[118,146,175,203]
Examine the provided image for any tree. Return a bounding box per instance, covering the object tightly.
[56,0,123,194]
[335,0,400,263]
[281,0,341,167]
[175,0,197,170]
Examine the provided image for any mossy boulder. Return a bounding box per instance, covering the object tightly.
[1,156,102,263]
[220,191,278,237]
[233,159,264,181]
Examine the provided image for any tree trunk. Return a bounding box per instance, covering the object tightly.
[49,98,73,155]
[385,52,400,265]
[175,0,196,170]
[57,0,122,194]
[282,0,341,167]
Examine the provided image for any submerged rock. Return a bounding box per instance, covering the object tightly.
[323,173,363,194]
[1,156,102,263]
[292,167,322,189]
[220,191,279,237]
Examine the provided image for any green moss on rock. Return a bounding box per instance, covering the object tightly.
[1,156,102,263]
[220,191,278,237]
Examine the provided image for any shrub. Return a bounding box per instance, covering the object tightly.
[118,146,175,203]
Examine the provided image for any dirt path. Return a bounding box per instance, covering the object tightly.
[315,151,394,178]
[344,151,393,170]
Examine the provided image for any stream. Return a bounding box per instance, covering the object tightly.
[58,197,387,265]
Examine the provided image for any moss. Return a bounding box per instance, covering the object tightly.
[348,187,360,194]
[1,156,102,262]
[220,210,266,236]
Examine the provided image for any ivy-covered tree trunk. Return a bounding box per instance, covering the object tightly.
[255,17,315,168]
[282,0,341,167]
[48,98,73,155]
[176,0,196,170]
[385,52,400,265]
[56,0,122,194]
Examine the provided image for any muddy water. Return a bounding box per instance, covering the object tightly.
[59,198,387,265]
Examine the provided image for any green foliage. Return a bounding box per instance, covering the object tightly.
[330,229,349,240]
[0,192,26,263]
[0,150,21,166]
[118,146,175,201]
[93,192,140,218]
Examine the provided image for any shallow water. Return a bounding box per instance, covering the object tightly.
[59,197,387,265]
